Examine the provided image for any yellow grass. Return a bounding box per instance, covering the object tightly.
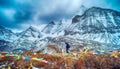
[0,51,120,69]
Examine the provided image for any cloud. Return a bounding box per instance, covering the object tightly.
[0,0,15,8]
[32,0,83,23]
[0,0,120,32]
[105,0,120,11]
[2,8,16,20]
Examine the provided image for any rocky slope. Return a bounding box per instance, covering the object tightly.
[0,6,120,52]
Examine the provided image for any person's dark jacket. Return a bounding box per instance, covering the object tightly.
[65,43,70,49]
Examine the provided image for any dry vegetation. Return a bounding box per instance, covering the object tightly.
[0,51,120,69]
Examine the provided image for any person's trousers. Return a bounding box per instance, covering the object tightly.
[66,48,69,53]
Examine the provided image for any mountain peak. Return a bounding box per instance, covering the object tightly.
[80,5,85,8]
[41,21,56,34]
[58,20,63,25]
[76,5,87,15]
[0,25,13,33]
[19,26,41,39]
[28,26,35,30]
[79,5,86,11]
[84,7,120,16]
[72,15,81,23]
[27,26,39,32]
[0,25,17,41]
[49,21,55,25]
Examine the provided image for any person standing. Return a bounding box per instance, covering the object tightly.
[65,42,70,53]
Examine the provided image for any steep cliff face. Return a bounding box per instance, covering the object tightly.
[69,7,120,46]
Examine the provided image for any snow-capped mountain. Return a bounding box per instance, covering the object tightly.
[13,26,42,52]
[18,26,42,40]
[1,6,120,52]
[67,7,120,50]
[0,40,14,51]
[0,25,17,42]
[0,26,17,51]
[41,21,56,34]
[41,20,66,37]
[76,5,87,15]
[42,7,120,52]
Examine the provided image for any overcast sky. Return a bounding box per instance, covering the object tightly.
[0,0,120,32]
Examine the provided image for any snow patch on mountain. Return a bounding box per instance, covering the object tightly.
[0,26,17,42]
[69,7,120,49]
[1,6,120,52]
